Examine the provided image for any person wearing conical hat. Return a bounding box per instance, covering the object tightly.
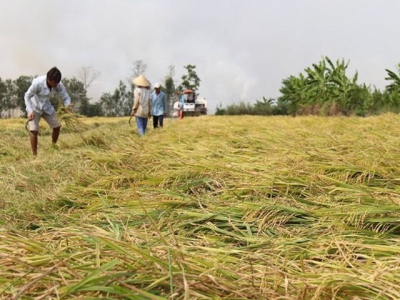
[131,75,152,136]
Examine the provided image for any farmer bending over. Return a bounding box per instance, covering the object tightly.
[24,67,71,156]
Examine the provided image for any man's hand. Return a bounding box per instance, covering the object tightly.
[28,112,35,121]
[131,109,135,117]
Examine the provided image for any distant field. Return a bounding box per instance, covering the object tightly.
[1,114,400,299]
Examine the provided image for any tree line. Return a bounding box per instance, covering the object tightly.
[0,62,201,118]
[216,56,400,116]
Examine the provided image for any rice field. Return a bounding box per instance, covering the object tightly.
[1,114,400,299]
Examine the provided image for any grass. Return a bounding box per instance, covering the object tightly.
[1,114,400,299]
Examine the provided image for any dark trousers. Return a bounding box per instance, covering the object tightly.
[153,115,164,128]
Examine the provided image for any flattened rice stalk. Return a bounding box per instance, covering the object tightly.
[57,104,87,141]
[4,114,400,299]
[23,104,86,138]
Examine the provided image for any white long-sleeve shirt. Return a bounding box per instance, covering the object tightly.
[132,87,151,118]
[24,75,71,114]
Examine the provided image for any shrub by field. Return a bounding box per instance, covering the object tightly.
[1,115,400,299]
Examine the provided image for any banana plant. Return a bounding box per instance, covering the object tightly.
[304,56,360,112]
[381,64,400,111]
[304,58,331,105]
[385,64,400,93]
[279,56,366,115]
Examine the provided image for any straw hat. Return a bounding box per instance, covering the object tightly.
[132,75,150,87]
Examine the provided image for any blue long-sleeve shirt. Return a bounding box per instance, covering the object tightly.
[181,95,185,109]
[24,75,71,114]
[150,91,166,116]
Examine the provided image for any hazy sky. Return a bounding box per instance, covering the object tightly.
[1,0,400,113]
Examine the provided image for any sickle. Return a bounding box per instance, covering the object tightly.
[25,120,33,136]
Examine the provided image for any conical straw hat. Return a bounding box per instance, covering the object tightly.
[132,75,150,87]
